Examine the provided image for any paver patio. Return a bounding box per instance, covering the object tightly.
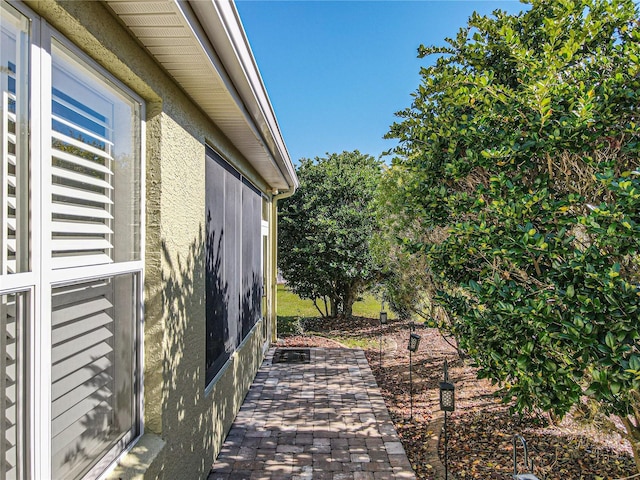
[208,348,416,480]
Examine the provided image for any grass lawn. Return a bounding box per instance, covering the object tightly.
[277,284,395,345]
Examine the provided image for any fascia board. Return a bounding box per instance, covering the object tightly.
[183,0,298,190]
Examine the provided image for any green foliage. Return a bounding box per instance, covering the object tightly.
[279,151,384,317]
[384,0,640,464]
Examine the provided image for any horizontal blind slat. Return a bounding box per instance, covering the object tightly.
[51,356,111,401]
[52,297,113,326]
[51,403,112,457]
[52,148,113,176]
[51,386,113,436]
[52,282,111,308]
[51,379,112,420]
[51,184,113,205]
[52,113,113,149]
[52,131,112,161]
[51,239,113,254]
[52,220,112,235]
[51,254,113,269]
[51,342,113,386]
[51,202,113,220]
[51,312,113,345]
[51,327,112,364]
[51,166,113,190]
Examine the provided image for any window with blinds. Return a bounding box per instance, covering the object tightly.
[1,4,29,479]
[49,41,141,480]
[51,40,140,269]
[51,84,115,269]
[205,147,263,386]
[1,3,28,275]
[51,275,136,480]
[1,292,26,480]
[0,4,144,480]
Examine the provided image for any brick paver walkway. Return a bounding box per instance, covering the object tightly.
[208,348,416,480]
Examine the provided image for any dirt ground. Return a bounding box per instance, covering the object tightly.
[278,316,638,480]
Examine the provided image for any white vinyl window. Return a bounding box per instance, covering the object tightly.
[1,291,28,480]
[0,2,144,479]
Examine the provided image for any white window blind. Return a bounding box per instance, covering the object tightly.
[1,292,25,480]
[51,85,115,270]
[1,11,28,276]
[1,5,28,478]
[51,279,115,479]
[1,66,18,275]
[51,274,136,480]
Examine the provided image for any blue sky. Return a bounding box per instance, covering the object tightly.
[236,1,527,164]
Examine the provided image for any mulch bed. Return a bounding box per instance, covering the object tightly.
[279,316,638,480]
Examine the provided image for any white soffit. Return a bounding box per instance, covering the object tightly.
[104,0,298,191]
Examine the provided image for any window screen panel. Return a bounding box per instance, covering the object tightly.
[205,148,264,386]
[241,182,262,339]
[224,173,240,349]
[205,155,229,383]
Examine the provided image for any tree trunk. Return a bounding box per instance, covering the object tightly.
[621,416,640,473]
[329,296,337,318]
[344,290,356,318]
[631,439,640,474]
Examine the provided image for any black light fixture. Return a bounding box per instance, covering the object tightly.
[439,381,455,411]
[379,310,388,325]
[408,333,421,352]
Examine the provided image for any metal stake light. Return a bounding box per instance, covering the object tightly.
[407,323,420,420]
[439,359,455,480]
[379,303,387,368]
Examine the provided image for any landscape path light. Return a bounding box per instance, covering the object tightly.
[379,302,387,368]
[439,359,455,480]
[407,323,421,420]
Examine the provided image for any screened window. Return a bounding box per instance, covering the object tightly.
[205,147,262,386]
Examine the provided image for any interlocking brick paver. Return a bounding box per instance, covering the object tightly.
[208,348,416,479]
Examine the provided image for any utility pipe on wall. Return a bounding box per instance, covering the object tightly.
[269,187,296,344]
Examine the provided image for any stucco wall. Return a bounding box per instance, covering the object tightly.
[24,1,273,479]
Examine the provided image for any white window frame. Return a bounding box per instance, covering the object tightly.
[0,3,146,479]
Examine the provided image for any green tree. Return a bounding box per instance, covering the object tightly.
[279,151,383,317]
[373,164,466,354]
[385,0,640,468]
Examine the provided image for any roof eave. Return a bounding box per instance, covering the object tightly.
[188,0,298,191]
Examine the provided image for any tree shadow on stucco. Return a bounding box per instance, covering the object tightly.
[157,212,266,478]
[160,225,216,478]
[205,211,230,385]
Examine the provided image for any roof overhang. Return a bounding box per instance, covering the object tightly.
[104,0,298,192]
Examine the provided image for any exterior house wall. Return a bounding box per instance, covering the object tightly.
[20,1,281,478]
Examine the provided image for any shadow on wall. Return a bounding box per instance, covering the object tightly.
[205,211,230,383]
[155,217,266,478]
[160,227,215,478]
